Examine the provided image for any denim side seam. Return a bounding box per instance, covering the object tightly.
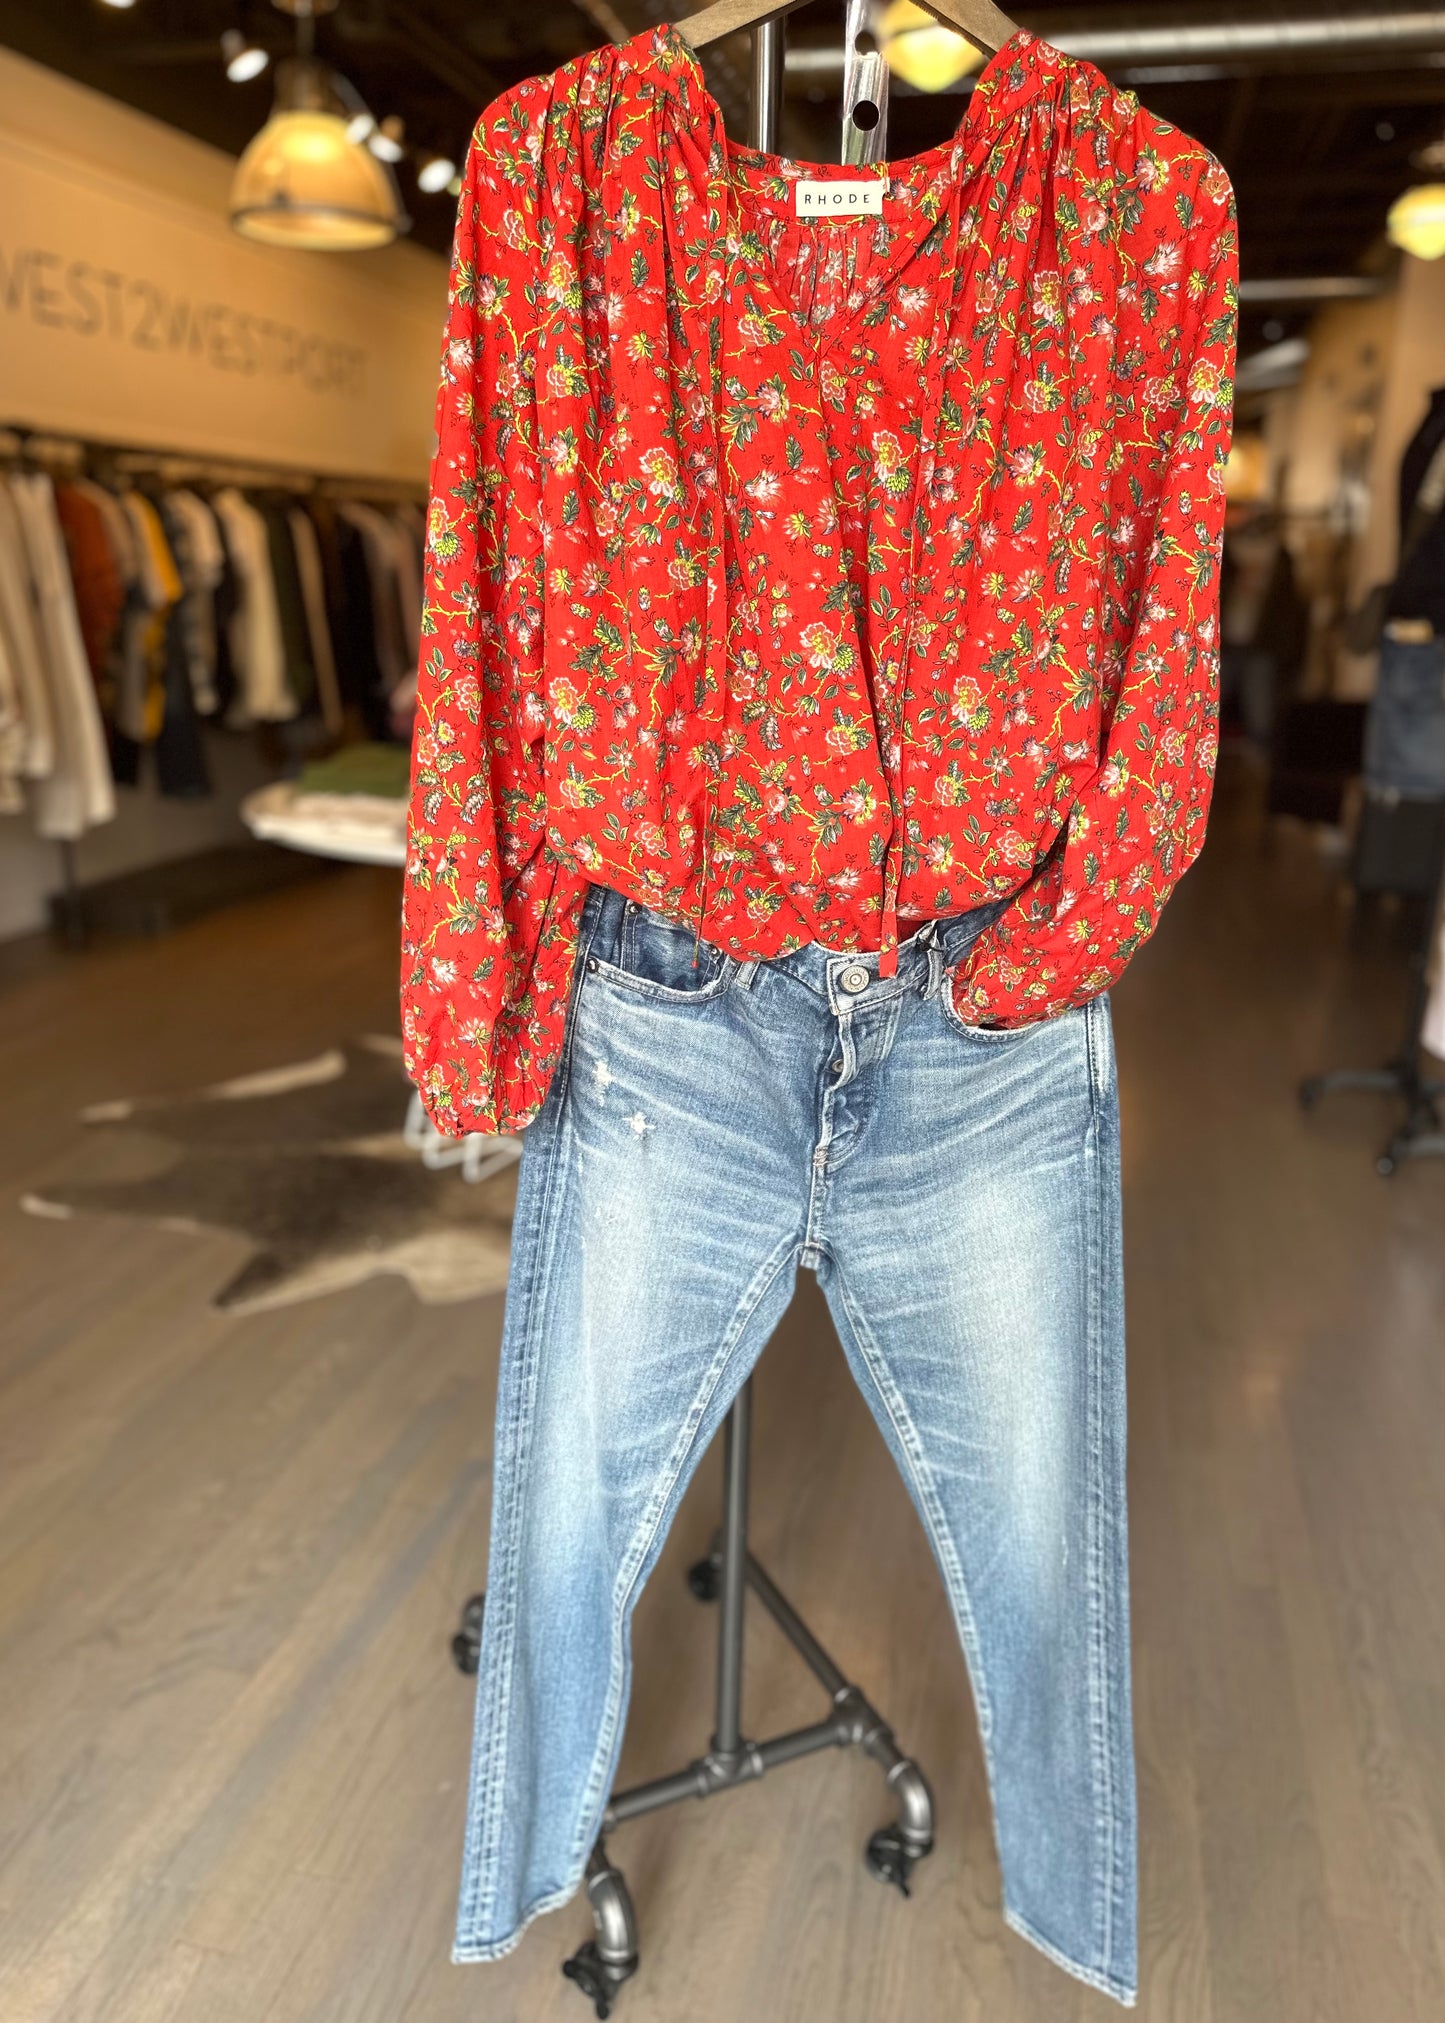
[458,908,600,1944]
[567,1232,805,1862]
[1081,994,1128,1990]
[827,1260,998,1756]
[1081,1076,1117,1982]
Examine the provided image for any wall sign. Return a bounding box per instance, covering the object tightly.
[0,50,448,482]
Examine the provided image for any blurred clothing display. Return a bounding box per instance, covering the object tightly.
[287,507,343,734]
[0,482,56,802]
[118,489,183,746]
[163,490,226,718]
[1387,386,1445,637]
[1363,390,1445,803]
[212,489,294,725]
[1364,637,1445,801]
[3,473,115,840]
[52,480,125,699]
[0,441,423,840]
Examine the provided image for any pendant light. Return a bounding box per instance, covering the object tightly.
[229,0,409,252]
[1387,184,1445,263]
[878,0,983,94]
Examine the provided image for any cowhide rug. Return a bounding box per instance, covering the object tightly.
[20,1036,517,1315]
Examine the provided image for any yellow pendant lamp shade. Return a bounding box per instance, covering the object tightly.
[230,59,409,251]
[879,0,984,95]
[1386,184,1445,263]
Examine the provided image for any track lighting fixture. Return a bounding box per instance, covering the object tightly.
[221,29,270,83]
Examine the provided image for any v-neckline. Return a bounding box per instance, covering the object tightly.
[655,21,1034,358]
[724,157,959,356]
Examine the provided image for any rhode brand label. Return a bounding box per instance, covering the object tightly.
[794,180,884,217]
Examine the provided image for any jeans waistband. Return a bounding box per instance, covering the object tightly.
[582,886,1009,1001]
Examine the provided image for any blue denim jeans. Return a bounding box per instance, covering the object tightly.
[455,886,1136,2005]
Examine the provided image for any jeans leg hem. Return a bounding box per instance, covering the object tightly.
[453,1873,583,1965]
[1003,1904,1136,2008]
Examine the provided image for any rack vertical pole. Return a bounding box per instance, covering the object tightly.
[710,12,783,1770]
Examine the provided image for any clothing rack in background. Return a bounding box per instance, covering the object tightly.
[446,22,938,2017]
[0,420,426,945]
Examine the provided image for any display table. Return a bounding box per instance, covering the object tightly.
[242,753,522,1186]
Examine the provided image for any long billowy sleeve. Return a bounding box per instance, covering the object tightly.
[401,87,582,1136]
[953,170,1238,1029]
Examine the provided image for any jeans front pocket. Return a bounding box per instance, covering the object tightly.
[582,894,737,1005]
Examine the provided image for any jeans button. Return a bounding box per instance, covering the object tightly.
[838,964,870,995]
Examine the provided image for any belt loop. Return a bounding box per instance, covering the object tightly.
[924,941,944,999]
[737,959,760,991]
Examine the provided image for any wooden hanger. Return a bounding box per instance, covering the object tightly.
[676,0,1021,58]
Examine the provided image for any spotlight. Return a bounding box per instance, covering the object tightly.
[98,0,137,10]
[221,30,270,83]
[344,110,375,145]
[368,115,405,164]
[417,154,457,195]
[1387,184,1445,261]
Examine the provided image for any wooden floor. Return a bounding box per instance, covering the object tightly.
[0,756,1440,2023]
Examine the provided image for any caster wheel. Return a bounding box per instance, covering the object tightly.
[1298,1077,1324,1111]
[451,1591,485,1674]
[562,1939,634,2018]
[686,1556,720,1602]
[864,1825,918,1897]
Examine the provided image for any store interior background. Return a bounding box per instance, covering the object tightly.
[0,2,1441,2020]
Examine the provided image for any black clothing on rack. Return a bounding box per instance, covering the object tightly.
[1389,385,1445,631]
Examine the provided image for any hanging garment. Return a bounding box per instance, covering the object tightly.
[0,479,55,785]
[163,489,226,716]
[53,481,125,698]
[256,499,316,715]
[337,500,410,699]
[5,473,114,839]
[1387,385,1445,636]
[388,506,423,657]
[0,616,24,812]
[456,887,1134,2004]
[288,506,343,733]
[400,25,1238,1138]
[152,593,212,800]
[326,506,387,733]
[69,476,141,729]
[116,491,182,747]
[212,488,296,724]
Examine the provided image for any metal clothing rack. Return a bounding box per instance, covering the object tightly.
[1,418,426,950]
[448,20,937,2016]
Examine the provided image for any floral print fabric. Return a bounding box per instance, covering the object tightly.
[403,24,1237,1136]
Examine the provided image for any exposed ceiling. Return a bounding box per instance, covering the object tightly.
[2,0,1441,355]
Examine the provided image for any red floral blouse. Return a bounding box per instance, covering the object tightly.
[402,23,1237,1137]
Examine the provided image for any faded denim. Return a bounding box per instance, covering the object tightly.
[454,885,1136,2005]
